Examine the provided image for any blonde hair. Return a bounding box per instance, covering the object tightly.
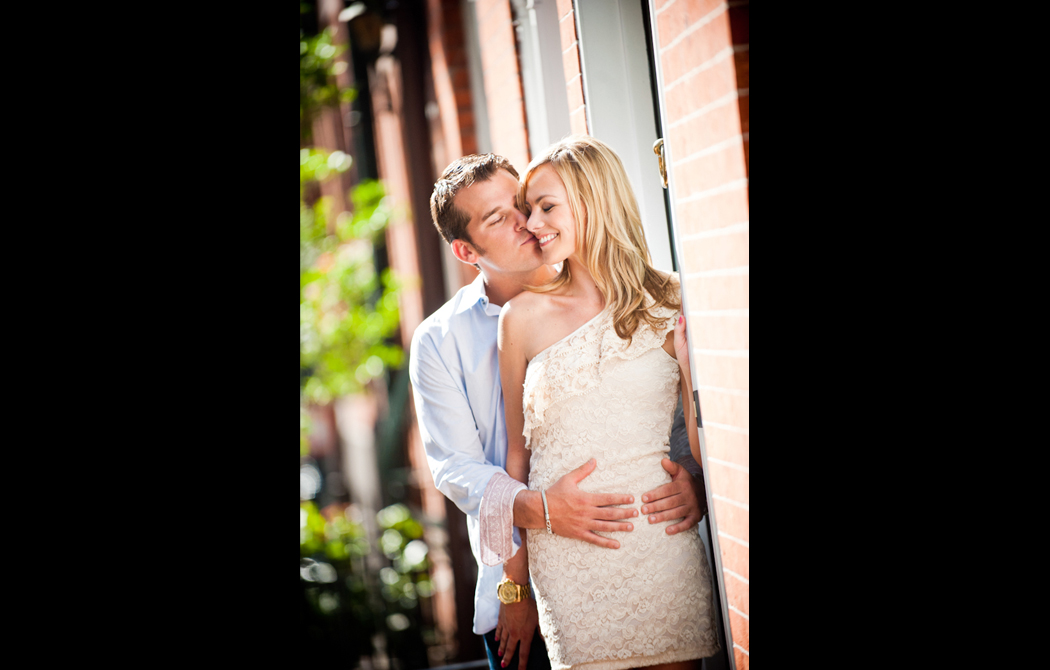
[519,135,679,342]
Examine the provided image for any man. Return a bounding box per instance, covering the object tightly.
[409,154,706,670]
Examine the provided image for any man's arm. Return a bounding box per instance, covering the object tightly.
[511,460,639,549]
[641,399,708,532]
[669,396,703,477]
[640,318,709,535]
[410,330,510,519]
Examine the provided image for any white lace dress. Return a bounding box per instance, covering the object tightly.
[522,299,719,670]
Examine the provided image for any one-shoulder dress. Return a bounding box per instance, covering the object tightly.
[521,294,719,670]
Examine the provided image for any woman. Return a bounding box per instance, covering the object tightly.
[497,136,719,670]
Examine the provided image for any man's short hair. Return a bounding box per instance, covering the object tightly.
[430,154,519,247]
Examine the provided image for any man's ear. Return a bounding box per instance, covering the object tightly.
[450,239,480,265]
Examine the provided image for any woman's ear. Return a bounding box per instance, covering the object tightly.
[450,238,480,266]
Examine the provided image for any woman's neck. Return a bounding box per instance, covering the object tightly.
[563,257,603,305]
[483,264,559,306]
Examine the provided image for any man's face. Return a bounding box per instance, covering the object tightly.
[453,169,542,275]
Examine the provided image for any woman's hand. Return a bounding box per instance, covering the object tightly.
[673,313,703,465]
[674,314,690,368]
[495,598,539,668]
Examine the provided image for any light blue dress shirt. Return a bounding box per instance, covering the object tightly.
[409,274,523,636]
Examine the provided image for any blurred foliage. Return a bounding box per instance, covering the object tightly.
[299,148,402,413]
[300,3,400,423]
[299,501,371,562]
[376,504,432,609]
[300,501,376,665]
[300,9,428,666]
[301,501,433,668]
[300,26,356,144]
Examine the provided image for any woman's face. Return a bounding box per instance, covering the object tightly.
[523,164,581,266]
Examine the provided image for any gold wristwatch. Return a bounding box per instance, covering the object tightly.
[496,577,531,604]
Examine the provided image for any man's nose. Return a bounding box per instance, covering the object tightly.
[514,208,530,232]
[524,209,540,233]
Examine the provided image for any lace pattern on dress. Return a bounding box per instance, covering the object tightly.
[516,275,719,669]
[521,294,678,451]
[479,472,527,566]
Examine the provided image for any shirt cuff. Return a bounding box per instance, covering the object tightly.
[479,472,528,567]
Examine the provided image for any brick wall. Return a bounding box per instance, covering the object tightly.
[652,0,749,667]
[472,0,531,171]
[427,0,483,290]
[426,0,476,167]
[556,0,587,135]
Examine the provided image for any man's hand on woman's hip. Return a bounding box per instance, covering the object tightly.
[544,458,638,550]
[640,458,707,535]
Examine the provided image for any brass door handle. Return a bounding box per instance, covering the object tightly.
[653,138,668,189]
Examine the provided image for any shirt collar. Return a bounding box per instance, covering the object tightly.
[462,273,502,317]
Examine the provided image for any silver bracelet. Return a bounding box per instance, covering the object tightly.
[541,489,553,535]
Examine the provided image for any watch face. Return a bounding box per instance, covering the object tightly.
[498,582,517,603]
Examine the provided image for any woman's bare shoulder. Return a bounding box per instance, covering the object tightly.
[500,291,556,357]
[500,290,545,335]
[503,289,552,321]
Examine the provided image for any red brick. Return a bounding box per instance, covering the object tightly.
[660,12,733,85]
[728,606,748,651]
[683,274,748,312]
[664,55,736,122]
[690,313,748,351]
[570,108,588,135]
[556,0,573,21]
[713,508,747,554]
[707,459,748,505]
[702,424,748,468]
[559,11,577,53]
[717,533,749,581]
[693,352,748,391]
[733,646,749,670]
[723,568,748,614]
[655,6,680,49]
[659,45,682,89]
[567,79,584,110]
[712,497,748,545]
[562,42,581,84]
[698,389,747,437]
[674,186,749,235]
[671,141,747,199]
[679,227,748,273]
[668,106,742,161]
[476,0,529,171]
[475,0,506,27]
[656,0,722,50]
[484,62,529,168]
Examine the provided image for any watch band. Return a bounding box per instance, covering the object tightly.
[497,577,531,604]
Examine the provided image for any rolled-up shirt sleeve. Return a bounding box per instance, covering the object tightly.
[410,328,509,521]
[479,472,526,566]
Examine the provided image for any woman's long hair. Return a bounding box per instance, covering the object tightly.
[519,135,680,342]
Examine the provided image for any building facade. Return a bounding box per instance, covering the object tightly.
[314,0,749,666]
